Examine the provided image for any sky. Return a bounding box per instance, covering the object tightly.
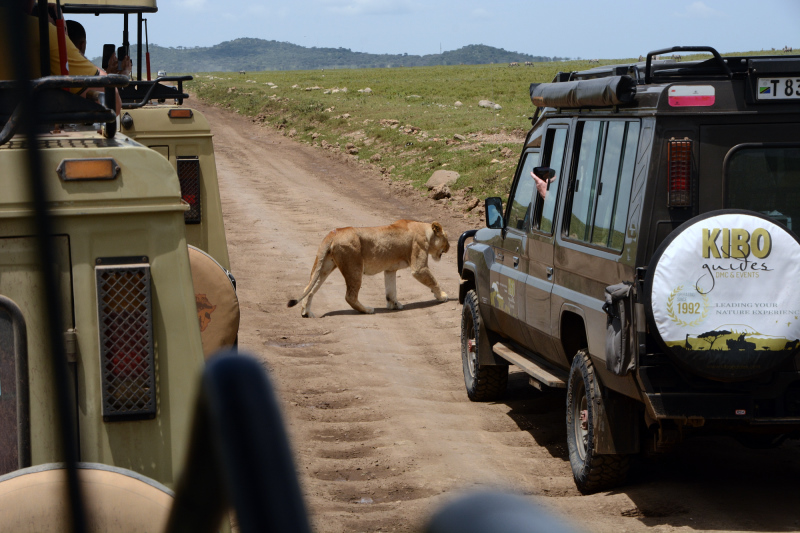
[70,0,800,64]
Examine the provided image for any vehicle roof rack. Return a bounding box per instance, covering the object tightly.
[645,46,732,84]
[120,76,192,108]
[0,75,128,145]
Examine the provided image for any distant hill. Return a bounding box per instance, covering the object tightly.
[95,40,569,73]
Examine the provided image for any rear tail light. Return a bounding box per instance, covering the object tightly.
[177,156,201,224]
[668,138,692,207]
[96,258,156,421]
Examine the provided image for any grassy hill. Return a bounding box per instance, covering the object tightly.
[186,49,792,218]
[98,40,568,73]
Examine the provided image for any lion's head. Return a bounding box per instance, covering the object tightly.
[429,221,450,261]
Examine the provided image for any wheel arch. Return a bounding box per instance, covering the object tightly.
[459,265,477,304]
[560,306,588,367]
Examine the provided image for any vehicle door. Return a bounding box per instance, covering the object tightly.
[554,119,641,367]
[523,125,570,358]
[488,148,539,344]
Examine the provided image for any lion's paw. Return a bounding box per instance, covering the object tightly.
[301,310,316,318]
[435,291,448,302]
[363,306,375,314]
[387,300,403,310]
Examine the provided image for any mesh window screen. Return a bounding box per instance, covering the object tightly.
[96,261,156,421]
[177,157,201,224]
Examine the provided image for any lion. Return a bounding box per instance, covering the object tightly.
[288,220,450,318]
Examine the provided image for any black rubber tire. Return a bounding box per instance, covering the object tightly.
[461,290,508,401]
[566,350,629,494]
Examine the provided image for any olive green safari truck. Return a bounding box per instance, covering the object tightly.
[458,46,800,493]
[0,1,239,528]
[61,0,232,273]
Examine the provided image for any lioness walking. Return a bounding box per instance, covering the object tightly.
[288,220,450,317]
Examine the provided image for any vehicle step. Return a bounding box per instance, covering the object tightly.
[493,342,567,388]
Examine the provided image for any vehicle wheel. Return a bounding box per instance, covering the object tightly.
[461,290,508,401]
[566,350,629,494]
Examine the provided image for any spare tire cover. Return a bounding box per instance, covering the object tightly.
[0,462,172,532]
[188,245,240,359]
[646,210,800,381]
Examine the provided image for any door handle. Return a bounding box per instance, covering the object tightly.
[546,267,554,280]
[513,256,519,268]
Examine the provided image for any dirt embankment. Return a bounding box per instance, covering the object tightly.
[195,97,800,533]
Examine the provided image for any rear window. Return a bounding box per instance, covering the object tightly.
[726,145,800,231]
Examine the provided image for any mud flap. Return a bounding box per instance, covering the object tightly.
[603,282,635,377]
[595,387,640,455]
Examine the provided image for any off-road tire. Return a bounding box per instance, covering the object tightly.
[566,350,630,494]
[461,290,508,401]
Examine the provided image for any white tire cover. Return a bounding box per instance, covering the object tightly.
[0,463,172,532]
[646,210,800,381]
[188,245,240,360]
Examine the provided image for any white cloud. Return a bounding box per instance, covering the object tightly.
[177,0,208,10]
[676,1,724,19]
[318,0,416,16]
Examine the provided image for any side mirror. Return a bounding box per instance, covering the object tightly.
[485,197,504,229]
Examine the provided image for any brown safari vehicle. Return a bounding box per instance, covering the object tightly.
[0,0,243,529]
[458,46,800,493]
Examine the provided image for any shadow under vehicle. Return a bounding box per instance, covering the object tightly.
[457,46,800,493]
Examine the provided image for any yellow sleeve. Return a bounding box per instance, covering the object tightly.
[48,23,98,77]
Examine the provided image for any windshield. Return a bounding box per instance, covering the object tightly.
[726,145,800,231]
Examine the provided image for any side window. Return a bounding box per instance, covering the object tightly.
[534,127,568,234]
[567,120,640,250]
[569,121,604,241]
[506,151,540,231]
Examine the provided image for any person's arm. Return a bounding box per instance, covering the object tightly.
[532,171,548,199]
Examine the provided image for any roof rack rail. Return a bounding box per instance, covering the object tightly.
[0,75,128,145]
[645,46,732,84]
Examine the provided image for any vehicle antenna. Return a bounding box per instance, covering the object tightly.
[144,18,151,81]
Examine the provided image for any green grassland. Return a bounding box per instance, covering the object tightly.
[188,50,791,210]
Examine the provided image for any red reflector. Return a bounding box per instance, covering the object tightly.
[668,139,692,207]
[668,85,715,107]
[168,108,193,119]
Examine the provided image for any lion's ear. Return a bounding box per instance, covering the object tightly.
[431,221,443,234]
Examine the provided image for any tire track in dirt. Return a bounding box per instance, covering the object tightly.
[194,98,800,533]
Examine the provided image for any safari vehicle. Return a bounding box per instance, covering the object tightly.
[457,46,800,493]
[0,0,238,525]
[62,0,233,274]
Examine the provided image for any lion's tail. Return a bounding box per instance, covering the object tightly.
[287,236,333,308]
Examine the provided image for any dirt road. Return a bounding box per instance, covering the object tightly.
[195,98,800,533]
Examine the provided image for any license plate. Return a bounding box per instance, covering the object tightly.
[757,77,800,100]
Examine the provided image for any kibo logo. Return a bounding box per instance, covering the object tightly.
[702,228,772,259]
